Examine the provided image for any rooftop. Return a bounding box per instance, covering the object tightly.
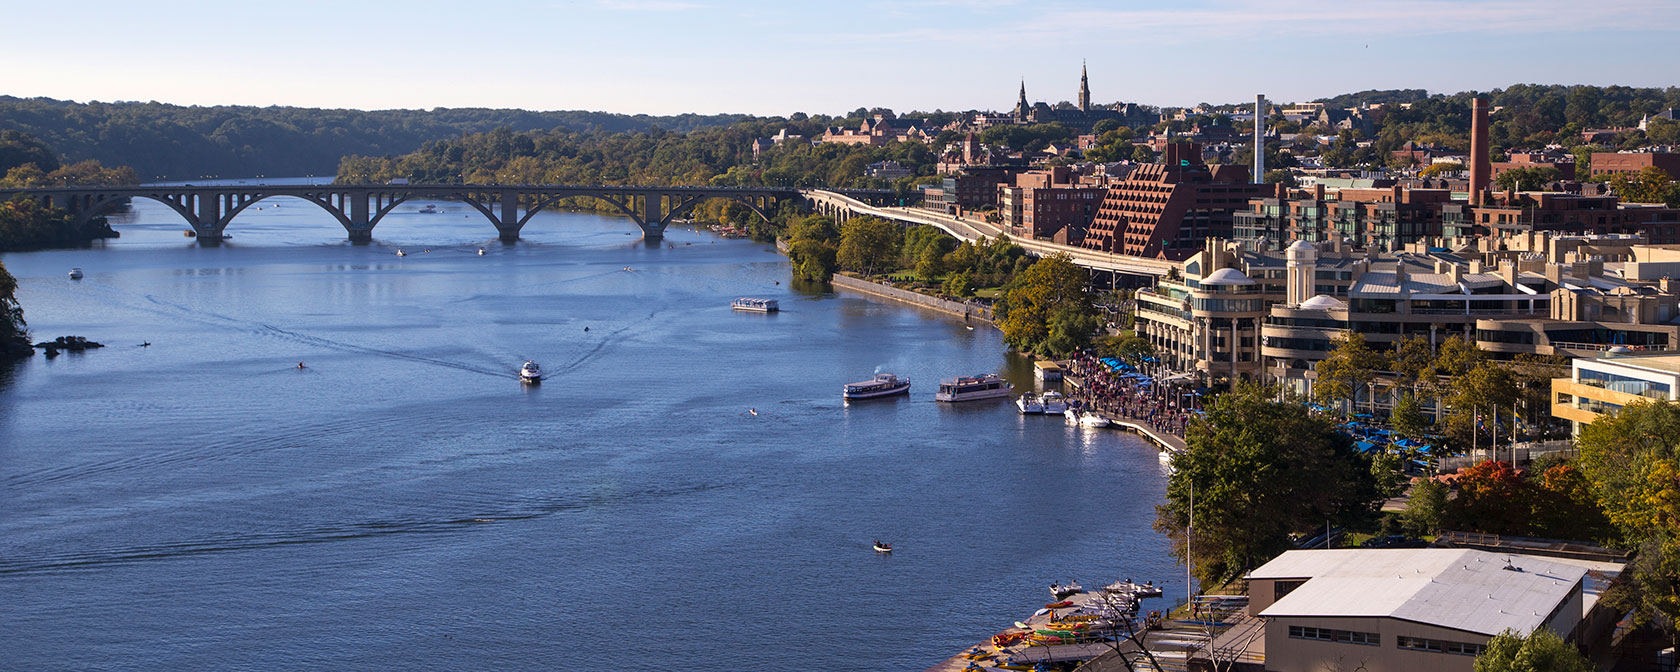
[1581,352,1680,375]
[1252,549,1587,637]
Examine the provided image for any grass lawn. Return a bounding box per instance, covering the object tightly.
[974,287,1003,299]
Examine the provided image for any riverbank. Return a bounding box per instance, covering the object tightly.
[828,274,994,326]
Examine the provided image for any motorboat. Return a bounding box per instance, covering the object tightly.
[1050,581,1083,599]
[418,205,439,214]
[68,268,83,280]
[519,360,542,384]
[1040,391,1068,414]
[1103,579,1162,599]
[935,373,1011,402]
[396,249,407,257]
[731,297,778,312]
[843,373,911,400]
[477,248,485,256]
[1064,408,1080,423]
[873,541,892,553]
[1079,412,1111,428]
[1015,393,1044,414]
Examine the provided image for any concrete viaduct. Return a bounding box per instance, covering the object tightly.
[801,189,1180,280]
[0,183,898,244]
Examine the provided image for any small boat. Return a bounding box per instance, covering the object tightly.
[396,250,407,257]
[1016,393,1044,414]
[1050,581,1083,599]
[519,360,542,384]
[418,205,439,214]
[68,268,83,280]
[873,541,892,553]
[183,229,197,238]
[1079,412,1111,428]
[1064,408,1081,423]
[477,248,485,256]
[843,373,911,400]
[731,297,778,312]
[1040,392,1068,414]
[936,374,1012,402]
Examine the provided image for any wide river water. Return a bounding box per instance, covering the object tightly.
[1,190,1173,671]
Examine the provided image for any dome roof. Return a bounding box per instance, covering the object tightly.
[1299,294,1347,311]
[1201,267,1256,285]
[1287,239,1316,252]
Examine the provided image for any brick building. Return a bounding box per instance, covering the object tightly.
[1080,143,1268,260]
[1491,151,1577,181]
[998,166,1105,244]
[1442,192,1680,245]
[1234,184,1454,249]
[1592,152,1680,180]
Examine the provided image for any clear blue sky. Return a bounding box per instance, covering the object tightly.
[3,0,1676,116]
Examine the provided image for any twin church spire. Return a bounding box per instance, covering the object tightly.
[1016,62,1093,120]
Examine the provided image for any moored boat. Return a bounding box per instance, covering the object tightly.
[1040,391,1068,414]
[843,373,911,400]
[731,297,778,312]
[1015,393,1044,414]
[1064,408,1080,423]
[1050,580,1083,599]
[519,360,542,384]
[1079,411,1111,428]
[936,373,1011,402]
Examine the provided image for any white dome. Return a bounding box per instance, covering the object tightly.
[1201,267,1256,285]
[1299,294,1347,311]
[1287,239,1316,252]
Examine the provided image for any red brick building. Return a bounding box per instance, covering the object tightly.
[1592,152,1680,181]
[1081,143,1268,259]
[998,166,1105,244]
[1491,151,1576,181]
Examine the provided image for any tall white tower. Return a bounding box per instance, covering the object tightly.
[1286,239,1317,306]
[1254,94,1268,183]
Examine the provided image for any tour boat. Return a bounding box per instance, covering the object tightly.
[1040,391,1068,414]
[843,373,911,400]
[730,297,778,312]
[68,268,83,280]
[519,360,542,384]
[418,205,439,214]
[936,374,1012,402]
[1078,411,1111,428]
[873,542,893,553]
[1015,393,1044,414]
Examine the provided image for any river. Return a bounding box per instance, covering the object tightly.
[0,190,1174,671]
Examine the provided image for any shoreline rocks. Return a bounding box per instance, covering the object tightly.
[33,335,105,357]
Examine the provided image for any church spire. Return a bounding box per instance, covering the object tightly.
[1015,80,1029,121]
[1078,61,1091,113]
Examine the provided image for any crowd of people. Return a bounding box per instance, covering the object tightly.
[1067,352,1195,438]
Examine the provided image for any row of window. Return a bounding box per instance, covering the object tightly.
[1288,627,1487,656]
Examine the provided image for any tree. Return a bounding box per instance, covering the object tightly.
[1445,362,1521,452]
[835,216,902,277]
[0,259,29,359]
[1155,383,1385,584]
[1314,332,1387,414]
[786,239,837,282]
[1261,169,1297,186]
[1473,628,1591,672]
[1575,400,1680,645]
[941,270,974,298]
[1131,145,1156,163]
[996,254,1092,356]
[1494,166,1561,192]
[1403,477,1448,537]
[1421,162,1464,177]
[1446,460,1535,536]
[1610,166,1680,206]
[1101,332,1155,365]
[1390,392,1431,441]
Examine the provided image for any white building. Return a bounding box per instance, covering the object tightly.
[1243,549,1593,672]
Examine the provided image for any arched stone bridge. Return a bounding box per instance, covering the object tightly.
[0,183,898,244]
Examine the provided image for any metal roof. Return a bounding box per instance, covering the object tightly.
[1252,549,1587,636]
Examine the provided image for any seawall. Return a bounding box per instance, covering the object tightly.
[828,274,994,326]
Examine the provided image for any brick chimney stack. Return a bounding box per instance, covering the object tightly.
[1470,97,1491,205]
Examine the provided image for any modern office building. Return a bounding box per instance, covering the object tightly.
[1551,352,1680,434]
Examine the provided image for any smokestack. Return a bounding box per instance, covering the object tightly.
[1254,94,1267,184]
[1470,97,1490,205]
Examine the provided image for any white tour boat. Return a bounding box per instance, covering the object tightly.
[843,373,911,400]
[731,297,779,313]
[935,374,1012,402]
[68,268,84,280]
[519,360,542,384]
[1015,393,1044,414]
[1039,391,1069,414]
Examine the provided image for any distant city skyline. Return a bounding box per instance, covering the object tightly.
[3,0,1677,116]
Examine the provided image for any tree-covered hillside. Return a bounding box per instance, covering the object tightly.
[0,96,755,181]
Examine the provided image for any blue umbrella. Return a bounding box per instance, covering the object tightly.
[1355,441,1377,453]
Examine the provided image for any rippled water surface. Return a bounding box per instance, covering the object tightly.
[1,192,1173,671]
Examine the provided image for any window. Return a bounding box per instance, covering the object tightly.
[1289,625,1379,646]
[1397,635,1484,656]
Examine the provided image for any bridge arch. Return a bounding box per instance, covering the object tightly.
[218,192,357,233]
[72,192,198,232]
[659,194,775,229]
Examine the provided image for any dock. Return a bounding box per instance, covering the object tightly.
[1062,373,1186,455]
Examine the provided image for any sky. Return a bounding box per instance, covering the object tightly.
[2,0,1677,117]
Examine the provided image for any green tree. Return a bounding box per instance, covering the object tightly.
[1403,477,1448,537]
[1494,166,1561,192]
[1473,628,1591,672]
[785,214,838,244]
[1576,400,1680,645]
[1131,145,1156,163]
[997,254,1092,356]
[1314,332,1388,415]
[941,270,974,298]
[1155,383,1385,584]
[1261,169,1297,186]
[1420,162,1464,177]
[1391,392,1431,441]
[836,216,902,277]
[786,239,837,282]
[1610,166,1680,206]
[1101,332,1155,365]
[0,258,29,359]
